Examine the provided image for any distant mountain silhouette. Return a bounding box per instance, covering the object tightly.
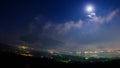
[0,43,16,52]
[20,34,64,49]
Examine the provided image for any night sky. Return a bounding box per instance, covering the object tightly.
[0,0,120,51]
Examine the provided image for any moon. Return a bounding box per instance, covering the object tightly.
[86,5,94,13]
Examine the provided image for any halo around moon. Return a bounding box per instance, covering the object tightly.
[86,5,94,13]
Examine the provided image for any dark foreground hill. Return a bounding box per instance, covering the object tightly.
[0,51,120,68]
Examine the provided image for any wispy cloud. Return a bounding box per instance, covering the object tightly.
[90,9,119,24]
[42,9,119,36]
[106,9,119,22]
[42,20,83,36]
[43,23,52,31]
[55,20,83,35]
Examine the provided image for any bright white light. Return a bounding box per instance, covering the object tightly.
[86,5,94,13]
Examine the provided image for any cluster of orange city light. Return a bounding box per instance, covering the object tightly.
[18,45,34,57]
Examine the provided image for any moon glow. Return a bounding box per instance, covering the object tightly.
[86,5,94,13]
